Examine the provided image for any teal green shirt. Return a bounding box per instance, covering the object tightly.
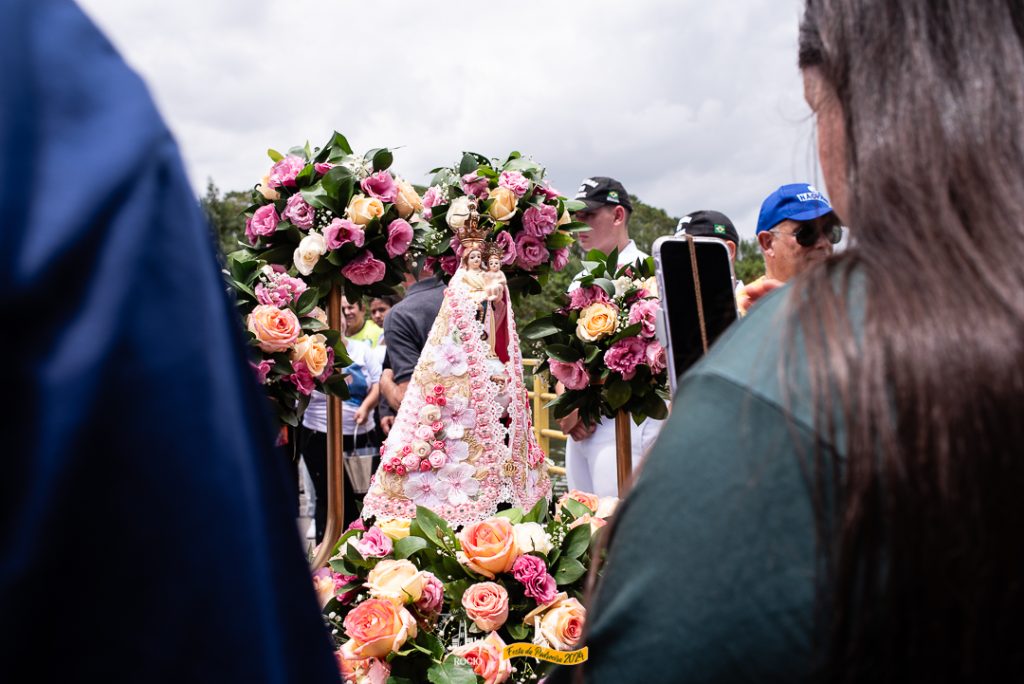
[561,283,835,683]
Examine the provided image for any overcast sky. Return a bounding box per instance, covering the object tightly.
[78,0,819,240]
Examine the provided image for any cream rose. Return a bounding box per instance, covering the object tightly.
[419,405,442,424]
[576,301,619,342]
[365,559,426,604]
[291,333,329,377]
[257,174,280,200]
[394,179,423,219]
[346,194,385,225]
[247,304,301,353]
[513,522,553,555]
[457,517,520,579]
[487,187,517,222]
[557,209,571,227]
[293,231,327,276]
[643,276,659,297]
[341,598,417,659]
[537,597,586,651]
[307,306,328,326]
[377,518,411,541]
[446,196,474,230]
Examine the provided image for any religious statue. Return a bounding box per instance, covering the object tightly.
[360,202,550,525]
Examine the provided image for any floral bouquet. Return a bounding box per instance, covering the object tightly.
[316,491,616,683]
[522,250,671,428]
[415,151,587,298]
[225,131,423,427]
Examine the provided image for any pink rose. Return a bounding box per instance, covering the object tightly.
[522,204,558,237]
[386,219,414,258]
[255,272,307,308]
[452,633,512,684]
[628,298,659,338]
[568,285,609,311]
[646,340,667,374]
[414,425,435,441]
[604,336,648,381]
[251,359,275,384]
[314,161,335,175]
[536,183,561,200]
[448,234,464,260]
[524,572,558,605]
[551,247,570,272]
[414,572,445,617]
[511,553,546,584]
[282,193,315,229]
[428,450,447,469]
[549,359,589,391]
[268,155,306,188]
[402,453,421,471]
[461,172,490,199]
[440,255,460,276]
[341,251,387,285]
[245,204,279,244]
[495,230,516,266]
[498,170,530,197]
[355,526,394,558]
[461,582,509,632]
[324,218,365,250]
[288,360,316,395]
[422,186,444,209]
[360,170,398,203]
[514,233,549,271]
[341,599,417,659]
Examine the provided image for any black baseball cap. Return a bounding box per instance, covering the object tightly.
[574,176,633,213]
[675,210,740,244]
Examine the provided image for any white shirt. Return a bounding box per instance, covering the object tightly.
[302,339,382,435]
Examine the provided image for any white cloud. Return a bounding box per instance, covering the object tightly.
[77,0,820,239]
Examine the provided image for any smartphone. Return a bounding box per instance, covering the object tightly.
[652,235,739,395]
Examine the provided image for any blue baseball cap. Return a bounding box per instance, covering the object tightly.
[756,183,834,234]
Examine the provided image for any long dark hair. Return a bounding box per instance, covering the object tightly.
[795,1,1024,680]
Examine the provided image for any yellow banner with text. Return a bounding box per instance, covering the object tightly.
[502,643,588,665]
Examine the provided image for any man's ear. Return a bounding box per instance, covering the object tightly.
[757,230,773,255]
[726,241,737,261]
[613,205,627,226]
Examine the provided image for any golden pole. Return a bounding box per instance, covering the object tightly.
[615,410,632,496]
[312,286,346,570]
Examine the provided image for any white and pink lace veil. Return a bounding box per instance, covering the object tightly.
[360,263,550,526]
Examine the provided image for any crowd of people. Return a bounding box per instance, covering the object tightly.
[9,0,1024,681]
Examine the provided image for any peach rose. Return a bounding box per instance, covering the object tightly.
[291,333,330,377]
[341,598,417,659]
[336,651,390,684]
[307,306,328,326]
[394,178,423,219]
[451,632,511,684]
[457,517,520,579]
[557,210,571,227]
[569,515,608,534]
[537,597,586,651]
[576,301,619,342]
[461,582,509,632]
[247,304,301,353]
[377,518,411,541]
[257,174,280,201]
[365,559,425,603]
[487,186,518,222]
[313,569,336,609]
[347,194,385,225]
[559,489,600,513]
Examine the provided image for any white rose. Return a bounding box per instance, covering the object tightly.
[446,196,473,230]
[643,276,659,298]
[613,275,633,298]
[293,231,327,276]
[513,521,553,555]
[595,496,619,519]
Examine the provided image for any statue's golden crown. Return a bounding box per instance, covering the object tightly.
[456,199,489,248]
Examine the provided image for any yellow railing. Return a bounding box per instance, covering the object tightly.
[523,358,566,476]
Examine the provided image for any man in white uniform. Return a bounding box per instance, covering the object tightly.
[558,176,665,496]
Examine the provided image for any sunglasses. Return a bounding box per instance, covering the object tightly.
[774,221,843,247]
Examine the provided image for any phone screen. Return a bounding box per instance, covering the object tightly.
[653,236,739,393]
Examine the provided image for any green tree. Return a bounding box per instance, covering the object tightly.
[200,178,252,258]
[733,238,766,284]
[626,195,678,255]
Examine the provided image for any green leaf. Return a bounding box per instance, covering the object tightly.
[545,231,575,249]
[414,506,454,549]
[554,557,587,585]
[416,629,446,661]
[458,152,480,176]
[443,578,472,606]
[546,344,581,363]
[523,497,549,524]
[561,523,592,560]
[520,317,560,340]
[427,657,479,684]
[495,508,524,524]
[565,199,586,212]
[364,147,393,172]
[592,277,616,297]
[605,378,632,410]
[394,536,429,559]
[328,131,353,155]
[295,162,315,187]
[607,322,642,345]
[295,288,319,316]
[642,393,669,421]
[507,621,530,641]
[267,148,284,162]
[321,166,356,205]
[560,498,592,520]
[584,345,601,363]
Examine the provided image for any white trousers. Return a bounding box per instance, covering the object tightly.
[564,416,664,497]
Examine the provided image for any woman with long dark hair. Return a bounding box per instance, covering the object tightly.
[564,1,1024,681]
